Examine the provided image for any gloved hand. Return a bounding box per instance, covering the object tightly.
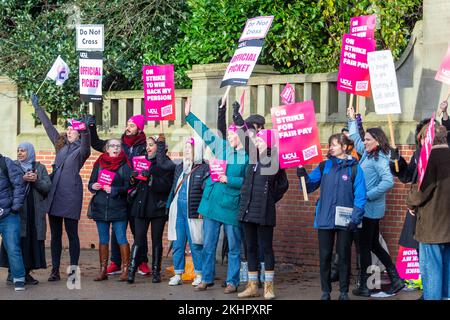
[85,114,96,127]
[232,101,240,114]
[141,170,150,178]
[390,147,399,161]
[131,171,139,178]
[31,93,39,109]
[356,113,363,130]
[297,167,308,178]
[217,97,226,109]
[232,101,245,126]
[347,221,358,232]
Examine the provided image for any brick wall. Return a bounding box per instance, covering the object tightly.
[36,144,415,269]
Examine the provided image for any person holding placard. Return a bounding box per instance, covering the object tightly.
[347,106,404,296]
[236,129,289,300]
[185,100,249,294]
[297,133,366,300]
[31,93,90,282]
[88,139,132,281]
[166,137,210,287]
[127,135,175,284]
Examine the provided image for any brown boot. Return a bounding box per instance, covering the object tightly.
[94,244,109,281]
[264,281,276,300]
[118,244,130,282]
[237,280,260,298]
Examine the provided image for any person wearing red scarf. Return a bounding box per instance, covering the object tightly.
[88,139,133,282]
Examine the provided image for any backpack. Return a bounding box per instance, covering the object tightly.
[319,160,358,187]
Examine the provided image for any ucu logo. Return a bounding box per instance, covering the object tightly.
[442,69,450,76]
[282,152,298,160]
[148,108,158,114]
[340,78,352,87]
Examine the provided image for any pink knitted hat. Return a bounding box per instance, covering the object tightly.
[128,115,145,131]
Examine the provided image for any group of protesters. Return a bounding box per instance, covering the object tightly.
[0,92,449,300]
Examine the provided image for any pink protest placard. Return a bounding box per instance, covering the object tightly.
[132,156,152,181]
[280,83,295,105]
[271,101,323,169]
[98,169,116,188]
[350,14,377,39]
[209,159,227,182]
[417,113,435,189]
[396,246,420,280]
[337,34,376,97]
[435,45,450,85]
[69,119,86,131]
[143,65,176,121]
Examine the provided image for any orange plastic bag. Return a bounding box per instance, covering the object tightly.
[165,254,195,281]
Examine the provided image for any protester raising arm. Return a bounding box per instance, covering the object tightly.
[85,114,107,153]
[346,106,365,156]
[31,94,60,147]
[217,98,227,139]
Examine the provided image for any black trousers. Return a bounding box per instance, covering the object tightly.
[133,216,166,265]
[318,229,353,293]
[110,213,148,265]
[241,222,275,272]
[359,217,394,275]
[48,215,80,269]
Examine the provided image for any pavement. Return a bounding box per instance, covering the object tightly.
[0,248,421,300]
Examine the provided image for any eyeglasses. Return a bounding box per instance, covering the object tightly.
[108,144,122,149]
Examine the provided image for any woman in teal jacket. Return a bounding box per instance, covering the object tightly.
[185,100,248,294]
[347,106,404,297]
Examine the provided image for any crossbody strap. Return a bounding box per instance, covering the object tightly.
[173,165,201,198]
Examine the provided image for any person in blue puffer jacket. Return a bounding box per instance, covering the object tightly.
[297,133,366,300]
[347,105,404,297]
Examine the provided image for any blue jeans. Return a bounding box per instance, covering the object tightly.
[419,242,450,300]
[96,220,128,245]
[0,214,25,283]
[202,217,241,286]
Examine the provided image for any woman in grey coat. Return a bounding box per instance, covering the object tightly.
[31,94,91,282]
[0,142,51,285]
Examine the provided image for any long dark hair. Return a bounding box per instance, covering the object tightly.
[365,128,391,160]
[55,133,67,153]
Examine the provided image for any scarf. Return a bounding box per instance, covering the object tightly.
[122,131,147,148]
[18,142,36,172]
[94,150,129,171]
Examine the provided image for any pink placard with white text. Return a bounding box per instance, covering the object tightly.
[417,113,435,189]
[350,15,377,39]
[69,119,86,131]
[435,45,450,85]
[98,169,116,187]
[132,156,151,181]
[337,34,376,97]
[271,101,323,169]
[396,246,420,280]
[209,159,227,182]
[143,65,176,121]
[280,83,295,105]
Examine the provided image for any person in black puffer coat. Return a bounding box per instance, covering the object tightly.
[127,134,175,284]
[166,137,210,287]
[237,129,289,300]
[88,139,132,282]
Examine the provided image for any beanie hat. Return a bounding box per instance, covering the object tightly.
[128,115,146,131]
[186,137,195,145]
[245,114,265,127]
[256,129,276,148]
[227,124,238,133]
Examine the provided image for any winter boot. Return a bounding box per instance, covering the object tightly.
[237,272,260,298]
[48,267,60,282]
[94,244,109,281]
[386,266,405,294]
[127,245,140,284]
[352,273,370,297]
[263,271,275,300]
[151,246,162,283]
[119,244,130,281]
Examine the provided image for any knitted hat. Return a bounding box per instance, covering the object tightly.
[256,129,276,148]
[128,115,146,131]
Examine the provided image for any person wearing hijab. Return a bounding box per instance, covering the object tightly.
[0,142,51,285]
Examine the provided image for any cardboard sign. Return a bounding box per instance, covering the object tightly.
[132,156,151,181]
[271,101,322,169]
[280,83,295,105]
[417,113,435,189]
[79,51,103,102]
[143,65,176,121]
[98,169,116,188]
[337,34,376,97]
[209,159,227,182]
[221,40,264,87]
[76,24,104,51]
[239,16,274,42]
[350,15,377,39]
[435,44,450,85]
[69,119,86,131]
[367,50,402,114]
[396,246,420,280]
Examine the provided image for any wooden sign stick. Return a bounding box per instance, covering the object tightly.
[387,114,399,172]
[299,165,309,202]
[220,86,231,108]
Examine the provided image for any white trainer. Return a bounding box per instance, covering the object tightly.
[192,274,202,286]
[168,274,182,286]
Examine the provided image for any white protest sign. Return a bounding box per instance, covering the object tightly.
[239,16,274,42]
[76,24,104,51]
[367,50,401,115]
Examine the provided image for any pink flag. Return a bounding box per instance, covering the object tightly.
[280,83,295,105]
[435,45,450,85]
[271,100,323,169]
[132,156,152,181]
[396,246,420,280]
[349,15,377,39]
[209,159,227,182]
[69,119,86,131]
[143,65,176,121]
[417,113,435,189]
[98,169,116,188]
[337,34,376,97]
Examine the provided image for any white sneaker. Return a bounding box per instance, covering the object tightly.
[168,274,182,286]
[192,275,202,286]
